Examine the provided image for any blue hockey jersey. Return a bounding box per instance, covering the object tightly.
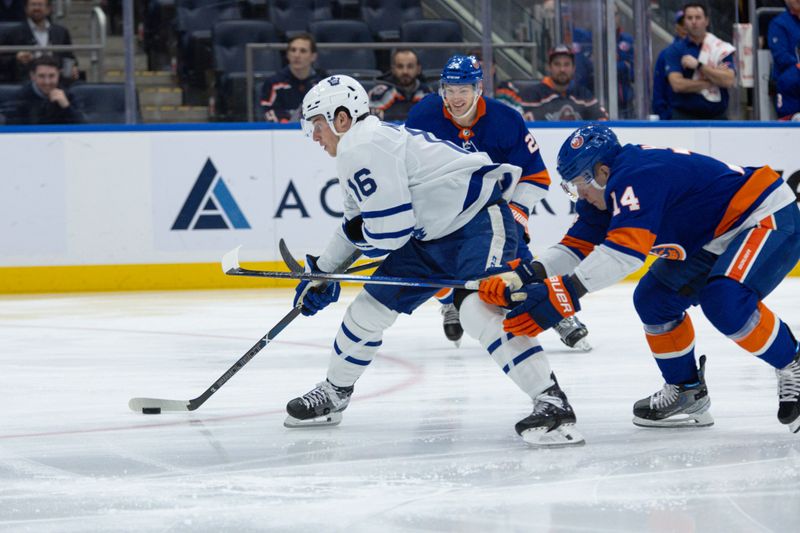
[405,94,551,196]
[555,145,794,265]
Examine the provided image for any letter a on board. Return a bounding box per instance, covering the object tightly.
[172,158,251,230]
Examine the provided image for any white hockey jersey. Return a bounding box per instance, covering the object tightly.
[317,116,522,271]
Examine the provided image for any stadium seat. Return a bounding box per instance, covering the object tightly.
[69,83,139,124]
[309,20,380,79]
[0,83,22,123]
[360,0,421,42]
[400,19,462,76]
[175,0,241,88]
[213,20,281,121]
[268,0,332,39]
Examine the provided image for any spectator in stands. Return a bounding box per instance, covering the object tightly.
[5,55,85,124]
[0,0,25,22]
[665,3,736,120]
[259,33,326,123]
[518,44,608,122]
[368,48,432,121]
[768,0,800,120]
[571,11,635,118]
[0,0,79,83]
[652,10,689,120]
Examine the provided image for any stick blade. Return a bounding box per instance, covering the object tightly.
[221,246,242,274]
[128,397,191,412]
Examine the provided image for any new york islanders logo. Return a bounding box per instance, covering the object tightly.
[650,244,686,260]
[570,135,584,149]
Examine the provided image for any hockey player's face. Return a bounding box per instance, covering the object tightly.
[309,116,339,156]
[564,164,608,210]
[442,84,478,117]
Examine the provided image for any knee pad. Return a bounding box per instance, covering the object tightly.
[699,277,758,335]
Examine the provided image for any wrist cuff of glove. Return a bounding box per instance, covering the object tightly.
[343,215,365,242]
[546,275,582,313]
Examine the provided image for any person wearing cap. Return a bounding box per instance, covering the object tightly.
[652,10,689,120]
[767,0,800,120]
[517,44,609,122]
[405,54,592,351]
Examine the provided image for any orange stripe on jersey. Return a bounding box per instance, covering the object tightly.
[714,166,780,238]
[725,225,771,282]
[435,288,452,299]
[646,315,695,359]
[519,169,551,188]
[559,235,596,257]
[735,302,779,355]
[606,227,657,256]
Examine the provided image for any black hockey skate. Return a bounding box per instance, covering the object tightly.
[633,355,713,428]
[554,315,592,351]
[777,348,800,433]
[284,380,354,428]
[441,303,463,345]
[515,373,585,447]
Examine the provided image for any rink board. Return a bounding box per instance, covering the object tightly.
[1,122,798,293]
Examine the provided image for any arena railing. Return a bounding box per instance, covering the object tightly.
[0,6,107,82]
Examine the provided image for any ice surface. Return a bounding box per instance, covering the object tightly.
[1,282,799,532]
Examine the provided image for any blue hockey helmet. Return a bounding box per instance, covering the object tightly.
[440,54,483,85]
[556,123,621,198]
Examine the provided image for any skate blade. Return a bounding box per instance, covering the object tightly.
[786,418,800,434]
[520,424,586,448]
[452,339,462,348]
[572,339,592,352]
[632,411,714,428]
[284,412,343,428]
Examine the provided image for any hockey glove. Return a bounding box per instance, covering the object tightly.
[293,255,341,316]
[509,201,531,244]
[503,275,581,337]
[478,258,541,307]
[343,216,388,258]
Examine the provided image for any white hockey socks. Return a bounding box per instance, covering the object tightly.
[326,290,398,387]
[460,293,554,398]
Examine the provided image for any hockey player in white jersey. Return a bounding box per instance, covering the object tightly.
[286,75,584,447]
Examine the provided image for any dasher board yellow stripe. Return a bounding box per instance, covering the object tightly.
[1,259,798,294]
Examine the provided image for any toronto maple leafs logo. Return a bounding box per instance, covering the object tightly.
[328,76,340,86]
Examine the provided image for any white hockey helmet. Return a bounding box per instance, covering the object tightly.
[301,75,369,137]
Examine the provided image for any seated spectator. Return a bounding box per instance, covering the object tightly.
[767,0,800,120]
[653,10,689,120]
[518,44,608,121]
[259,33,326,122]
[665,3,736,120]
[5,55,85,124]
[0,0,25,22]
[368,49,432,121]
[0,0,80,83]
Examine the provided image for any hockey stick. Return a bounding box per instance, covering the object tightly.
[223,246,482,291]
[127,248,362,414]
[278,238,383,275]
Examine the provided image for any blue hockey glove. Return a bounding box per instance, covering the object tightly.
[293,255,340,316]
[503,275,581,337]
[343,215,388,258]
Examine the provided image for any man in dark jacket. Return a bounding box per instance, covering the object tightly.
[0,0,79,83]
[6,55,84,124]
